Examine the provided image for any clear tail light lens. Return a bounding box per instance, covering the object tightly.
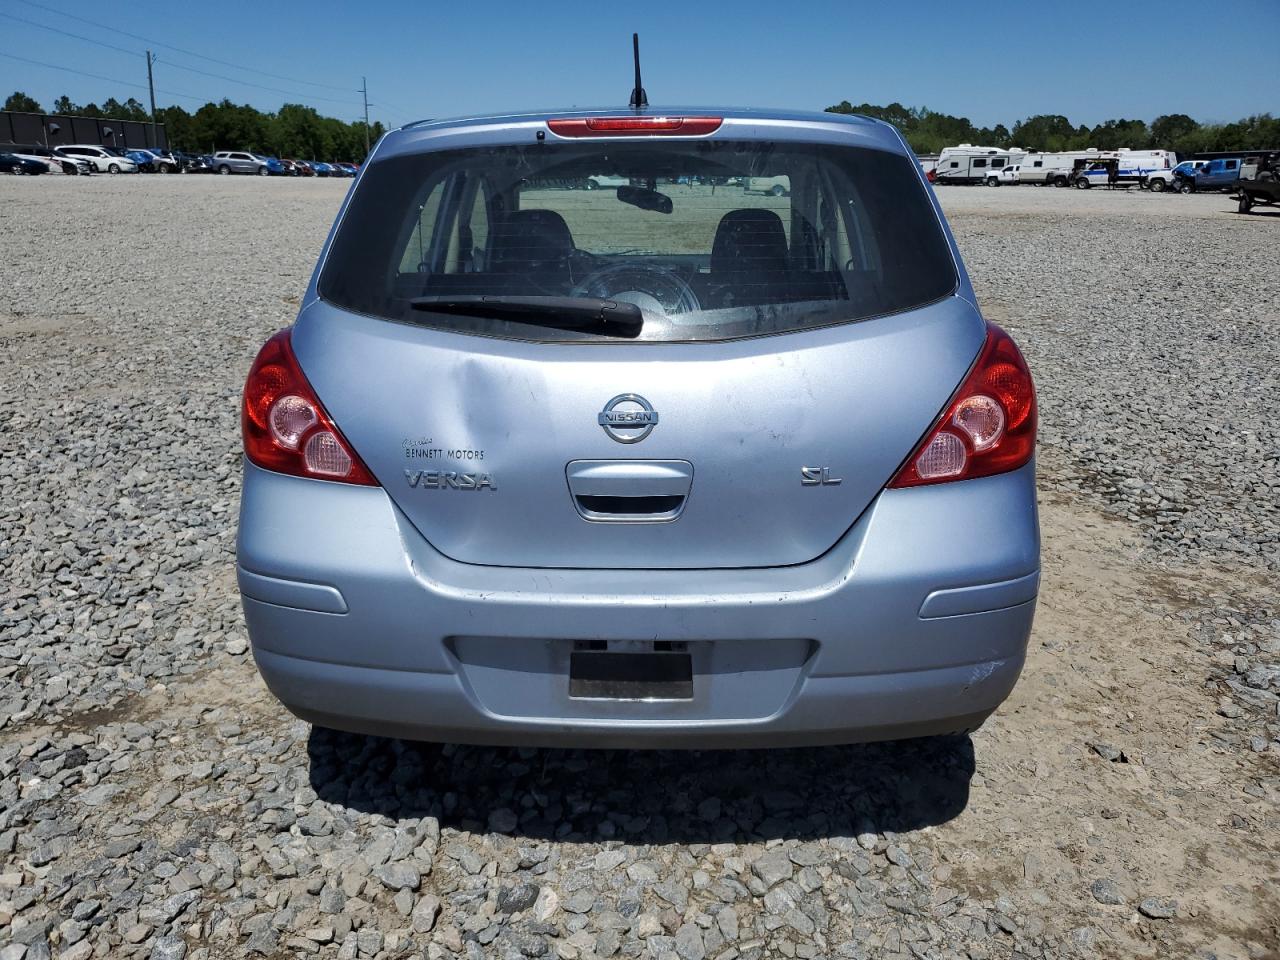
[268,395,318,449]
[242,329,378,485]
[889,322,1036,488]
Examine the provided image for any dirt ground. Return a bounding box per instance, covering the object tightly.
[943,495,1279,957]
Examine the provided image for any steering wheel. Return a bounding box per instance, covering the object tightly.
[570,263,700,316]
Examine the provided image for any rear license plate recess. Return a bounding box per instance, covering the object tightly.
[568,640,693,701]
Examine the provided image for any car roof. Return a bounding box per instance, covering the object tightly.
[383,105,906,157]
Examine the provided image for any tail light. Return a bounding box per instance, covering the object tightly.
[889,322,1036,488]
[242,329,378,485]
[547,117,722,137]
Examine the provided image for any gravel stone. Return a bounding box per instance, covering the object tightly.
[1,178,1275,960]
[675,923,706,960]
[751,850,794,889]
[373,861,420,891]
[148,937,187,960]
[1138,897,1178,919]
[499,882,541,914]
[1090,878,1125,905]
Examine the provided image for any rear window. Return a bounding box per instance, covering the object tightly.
[319,139,957,342]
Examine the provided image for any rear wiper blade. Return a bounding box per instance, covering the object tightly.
[409,295,643,337]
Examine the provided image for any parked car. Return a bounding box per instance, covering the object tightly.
[986,164,1020,186]
[277,158,302,176]
[126,150,159,173]
[211,151,283,176]
[1142,160,1199,193]
[7,144,90,175]
[583,173,629,190]
[1175,157,1242,194]
[1070,157,1140,189]
[284,158,315,177]
[237,105,1039,748]
[332,162,359,177]
[145,149,180,173]
[743,174,790,196]
[0,152,48,175]
[54,145,138,174]
[310,161,334,177]
[173,151,214,173]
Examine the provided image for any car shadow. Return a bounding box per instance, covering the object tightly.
[306,729,975,843]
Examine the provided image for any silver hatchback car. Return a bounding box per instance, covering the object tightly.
[238,106,1039,748]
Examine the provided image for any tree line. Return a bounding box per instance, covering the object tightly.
[825,101,1279,156]
[4,91,382,162]
[10,89,1275,160]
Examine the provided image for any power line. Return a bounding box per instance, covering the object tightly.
[0,50,211,104]
[21,0,359,94]
[3,8,364,108]
[0,11,137,58]
[156,59,362,107]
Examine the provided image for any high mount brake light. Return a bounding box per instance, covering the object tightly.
[242,329,378,486]
[547,117,723,137]
[889,322,1036,488]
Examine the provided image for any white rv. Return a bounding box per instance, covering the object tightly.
[933,144,1028,185]
[1015,150,1109,187]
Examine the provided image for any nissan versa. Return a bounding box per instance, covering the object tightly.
[237,105,1039,748]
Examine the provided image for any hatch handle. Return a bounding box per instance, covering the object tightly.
[566,460,693,522]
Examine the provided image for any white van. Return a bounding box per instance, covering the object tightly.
[54,144,138,174]
[1076,149,1178,188]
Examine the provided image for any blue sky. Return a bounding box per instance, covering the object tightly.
[2,0,1277,130]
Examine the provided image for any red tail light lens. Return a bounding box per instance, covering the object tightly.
[242,329,378,485]
[889,322,1036,488]
[547,116,723,137]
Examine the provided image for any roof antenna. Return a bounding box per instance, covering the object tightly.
[629,33,648,109]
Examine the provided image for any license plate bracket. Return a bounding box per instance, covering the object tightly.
[569,648,694,701]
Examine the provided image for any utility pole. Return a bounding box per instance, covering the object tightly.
[146,50,159,148]
[360,76,370,155]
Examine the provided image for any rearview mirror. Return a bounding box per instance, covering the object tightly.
[617,184,673,214]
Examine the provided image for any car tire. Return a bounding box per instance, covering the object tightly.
[770,184,786,197]
[1149,178,1166,193]
[108,163,120,174]
[1053,176,1067,188]
[1179,181,1194,194]
[1238,193,1253,214]
[1075,178,1090,189]
[218,165,231,175]
[258,166,270,177]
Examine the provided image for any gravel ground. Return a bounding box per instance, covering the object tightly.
[1,177,1277,960]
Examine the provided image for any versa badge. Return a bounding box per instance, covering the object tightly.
[405,470,496,491]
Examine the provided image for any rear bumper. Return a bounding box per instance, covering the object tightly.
[237,461,1039,747]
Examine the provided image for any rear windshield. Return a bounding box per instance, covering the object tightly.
[319,138,957,342]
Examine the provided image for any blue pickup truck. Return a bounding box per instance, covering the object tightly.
[1173,158,1242,194]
